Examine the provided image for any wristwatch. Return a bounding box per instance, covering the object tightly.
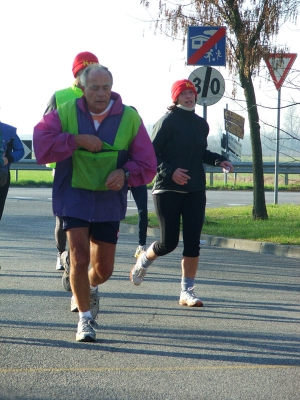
[121,167,130,180]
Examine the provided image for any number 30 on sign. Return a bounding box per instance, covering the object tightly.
[189,66,225,106]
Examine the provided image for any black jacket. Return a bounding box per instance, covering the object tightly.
[151,106,226,192]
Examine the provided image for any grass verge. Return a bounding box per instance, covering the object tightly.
[124,204,300,246]
[10,171,53,187]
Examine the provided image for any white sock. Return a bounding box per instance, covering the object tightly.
[140,252,154,269]
[79,311,92,319]
[90,285,98,292]
[140,242,156,268]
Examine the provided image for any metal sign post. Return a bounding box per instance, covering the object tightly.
[274,88,281,204]
[203,103,207,121]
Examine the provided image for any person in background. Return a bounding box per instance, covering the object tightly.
[0,122,25,220]
[44,51,99,271]
[33,64,156,342]
[128,106,149,258]
[130,79,233,307]
[130,185,148,258]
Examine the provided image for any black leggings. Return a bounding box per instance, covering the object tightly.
[152,190,206,258]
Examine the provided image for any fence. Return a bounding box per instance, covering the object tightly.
[11,160,300,185]
[205,162,300,185]
[11,159,51,181]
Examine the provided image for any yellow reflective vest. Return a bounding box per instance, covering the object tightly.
[46,84,83,169]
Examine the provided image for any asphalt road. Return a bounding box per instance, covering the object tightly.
[0,188,299,399]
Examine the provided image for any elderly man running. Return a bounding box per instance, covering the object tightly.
[33,64,156,342]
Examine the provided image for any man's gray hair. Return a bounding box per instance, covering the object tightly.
[81,64,113,87]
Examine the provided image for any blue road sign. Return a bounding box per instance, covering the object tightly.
[187,26,226,66]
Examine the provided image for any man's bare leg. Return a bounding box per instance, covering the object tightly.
[67,227,90,312]
[89,239,116,286]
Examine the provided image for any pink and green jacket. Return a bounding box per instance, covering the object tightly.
[33,92,156,222]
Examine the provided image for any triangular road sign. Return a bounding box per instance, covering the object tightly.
[265,53,297,90]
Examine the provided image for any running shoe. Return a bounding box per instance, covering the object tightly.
[130,251,147,286]
[179,287,203,307]
[76,317,98,342]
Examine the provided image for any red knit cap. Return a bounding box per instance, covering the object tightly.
[72,52,99,78]
[171,79,198,102]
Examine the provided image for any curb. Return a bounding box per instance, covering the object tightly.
[120,223,300,259]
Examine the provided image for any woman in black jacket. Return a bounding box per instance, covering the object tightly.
[130,79,233,307]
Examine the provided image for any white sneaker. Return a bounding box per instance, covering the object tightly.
[179,287,203,307]
[76,317,98,342]
[130,251,147,286]
[55,255,64,271]
[134,245,146,258]
[71,288,100,319]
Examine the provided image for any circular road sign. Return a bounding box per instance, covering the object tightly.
[189,66,225,106]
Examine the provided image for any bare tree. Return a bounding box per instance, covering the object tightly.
[140,0,299,219]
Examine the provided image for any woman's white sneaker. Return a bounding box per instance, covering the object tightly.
[179,287,203,307]
[130,252,147,286]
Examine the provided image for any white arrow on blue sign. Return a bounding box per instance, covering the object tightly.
[187,26,226,66]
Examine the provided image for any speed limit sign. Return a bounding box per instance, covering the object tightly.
[189,67,225,106]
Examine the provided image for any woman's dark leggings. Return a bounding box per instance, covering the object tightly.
[152,190,206,258]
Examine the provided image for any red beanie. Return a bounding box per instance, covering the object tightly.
[171,79,197,102]
[72,52,99,78]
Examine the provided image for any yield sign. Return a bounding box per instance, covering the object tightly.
[265,53,297,90]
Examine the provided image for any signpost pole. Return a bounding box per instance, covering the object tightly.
[202,102,207,223]
[224,104,228,184]
[274,88,281,204]
[203,103,207,120]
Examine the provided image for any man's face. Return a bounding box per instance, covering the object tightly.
[83,69,112,114]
